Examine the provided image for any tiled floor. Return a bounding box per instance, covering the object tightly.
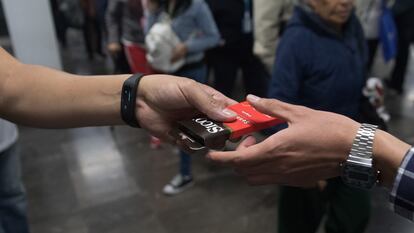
[18,30,414,232]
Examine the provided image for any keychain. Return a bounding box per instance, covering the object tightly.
[171,102,285,152]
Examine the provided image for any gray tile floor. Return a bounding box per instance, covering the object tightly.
[19,30,414,232]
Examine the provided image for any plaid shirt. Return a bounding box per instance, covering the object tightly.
[390,147,414,221]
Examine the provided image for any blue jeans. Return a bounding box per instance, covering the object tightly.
[0,143,30,233]
[174,63,207,177]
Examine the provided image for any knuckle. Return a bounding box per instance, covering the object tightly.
[209,97,220,108]
[261,144,276,157]
[292,106,306,118]
[182,79,197,90]
[232,156,245,167]
[267,100,278,110]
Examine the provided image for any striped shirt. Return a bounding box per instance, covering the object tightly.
[390,147,414,221]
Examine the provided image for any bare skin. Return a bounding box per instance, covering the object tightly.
[0,48,237,140]
[209,95,411,189]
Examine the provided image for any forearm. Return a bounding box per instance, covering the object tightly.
[0,54,129,128]
[373,130,412,189]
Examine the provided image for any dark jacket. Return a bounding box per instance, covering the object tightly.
[268,7,367,119]
[106,0,145,44]
[205,0,252,49]
[393,0,414,16]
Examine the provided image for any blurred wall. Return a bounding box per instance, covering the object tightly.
[1,0,62,69]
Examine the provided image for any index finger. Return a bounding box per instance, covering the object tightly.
[207,140,273,167]
[246,95,297,123]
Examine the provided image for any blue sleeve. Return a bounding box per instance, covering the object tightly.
[267,29,309,104]
[144,10,161,35]
[185,0,221,53]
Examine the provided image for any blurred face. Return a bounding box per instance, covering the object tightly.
[308,0,355,27]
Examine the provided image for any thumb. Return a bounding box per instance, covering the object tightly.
[246,95,295,123]
[184,82,238,122]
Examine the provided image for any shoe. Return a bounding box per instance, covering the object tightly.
[163,174,194,195]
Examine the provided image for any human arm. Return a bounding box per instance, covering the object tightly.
[0,48,127,128]
[0,48,237,139]
[209,95,414,220]
[208,95,411,189]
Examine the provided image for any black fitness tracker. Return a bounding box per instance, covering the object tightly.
[121,73,144,128]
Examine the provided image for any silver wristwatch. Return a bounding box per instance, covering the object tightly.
[341,123,379,190]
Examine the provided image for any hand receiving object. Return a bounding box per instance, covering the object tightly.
[208,95,411,188]
[208,95,361,187]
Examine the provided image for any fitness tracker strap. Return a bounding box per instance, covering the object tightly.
[121,73,144,128]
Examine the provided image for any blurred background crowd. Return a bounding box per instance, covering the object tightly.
[1,0,414,232]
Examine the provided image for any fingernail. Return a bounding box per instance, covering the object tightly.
[221,109,237,118]
[247,94,261,103]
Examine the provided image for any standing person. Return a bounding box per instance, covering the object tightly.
[205,0,269,99]
[106,0,148,74]
[387,0,414,94]
[355,0,383,73]
[96,0,109,38]
[0,120,28,233]
[80,0,105,60]
[145,0,220,195]
[253,0,294,74]
[268,1,371,233]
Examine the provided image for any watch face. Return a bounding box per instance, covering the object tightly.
[342,163,377,190]
[348,170,370,181]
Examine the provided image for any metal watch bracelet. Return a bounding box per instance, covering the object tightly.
[350,123,378,162]
[342,123,380,189]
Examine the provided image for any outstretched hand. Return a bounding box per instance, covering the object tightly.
[208,95,360,187]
